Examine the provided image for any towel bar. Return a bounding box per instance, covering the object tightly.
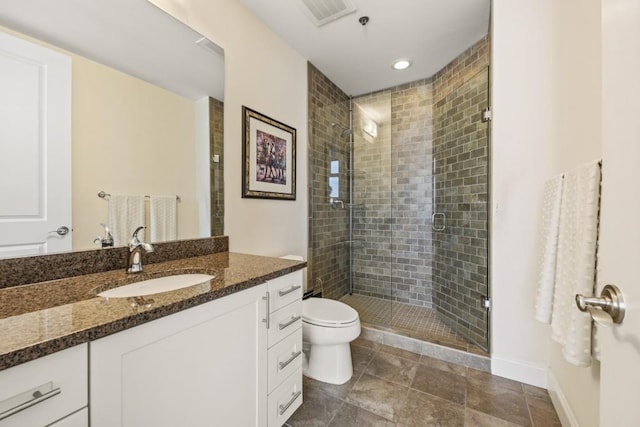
[97,191,180,202]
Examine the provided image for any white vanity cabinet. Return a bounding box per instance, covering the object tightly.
[89,269,303,427]
[90,282,269,427]
[0,344,88,427]
[265,271,303,426]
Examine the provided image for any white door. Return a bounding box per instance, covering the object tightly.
[0,30,72,258]
[598,0,640,424]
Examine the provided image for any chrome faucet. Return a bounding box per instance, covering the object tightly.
[127,226,154,274]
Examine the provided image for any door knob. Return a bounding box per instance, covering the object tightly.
[575,284,625,325]
[49,226,70,236]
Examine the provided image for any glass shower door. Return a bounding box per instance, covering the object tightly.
[432,67,490,351]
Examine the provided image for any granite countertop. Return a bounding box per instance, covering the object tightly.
[0,252,306,371]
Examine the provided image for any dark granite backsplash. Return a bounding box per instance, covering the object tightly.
[0,236,228,289]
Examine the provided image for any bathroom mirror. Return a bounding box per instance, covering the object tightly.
[0,0,225,257]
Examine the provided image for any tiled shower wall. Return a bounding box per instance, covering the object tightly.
[351,80,434,307]
[210,97,224,236]
[306,35,490,346]
[307,63,350,300]
[432,36,490,347]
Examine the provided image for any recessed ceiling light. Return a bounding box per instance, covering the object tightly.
[392,59,412,70]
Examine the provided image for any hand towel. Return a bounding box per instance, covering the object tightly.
[108,195,145,247]
[150,195,177,243]
[550,161,601,367]
[535,174,564,323]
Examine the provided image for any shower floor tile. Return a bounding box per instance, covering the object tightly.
[339,293,485,354]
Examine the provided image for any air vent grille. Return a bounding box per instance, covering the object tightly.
[299,0,357,27]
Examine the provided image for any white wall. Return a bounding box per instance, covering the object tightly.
[493,0,602,423]
[490,0,553,387]
[147,0,308,260]
[548,0,602,425]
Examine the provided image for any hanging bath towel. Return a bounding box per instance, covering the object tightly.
[550,161,601,367]
[534,174,564,323]
[108,194,145,247]
[150,195,177,243]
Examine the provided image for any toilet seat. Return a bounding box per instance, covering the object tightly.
[303,298,359,328]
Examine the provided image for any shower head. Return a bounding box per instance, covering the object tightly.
[340,128,352,138]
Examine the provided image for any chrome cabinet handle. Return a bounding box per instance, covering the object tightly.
[279,285,301,297]
[262,291,270,329]
[48,226,70,236]
[278,350,302,370]
[278,315,301,330]
[431,212,446,231]
[279,390,302,415]
[0,382,61,421]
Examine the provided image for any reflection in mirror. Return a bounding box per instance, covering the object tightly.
[0,0,224,258]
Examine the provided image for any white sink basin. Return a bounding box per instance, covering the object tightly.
[98,274,215,298]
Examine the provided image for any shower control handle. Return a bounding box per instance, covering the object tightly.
[330,198,345,209]
[431,212,446,231]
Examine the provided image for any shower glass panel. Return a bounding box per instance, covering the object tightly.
[344,93,393,327]
[432,67,490,351]
[308,99,356,304]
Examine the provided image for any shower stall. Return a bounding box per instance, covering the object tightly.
[307,37,491,353]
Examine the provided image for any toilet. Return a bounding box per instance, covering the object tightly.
[302,297,361,385]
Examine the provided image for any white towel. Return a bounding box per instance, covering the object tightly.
[535,175,564,323]
[550,161,601,367]
[150,195,177,243]
[108,195,145,247]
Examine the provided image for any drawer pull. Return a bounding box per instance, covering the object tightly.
[278,315,301,330]
[278,285,301,297]
[262,291,270,329]
[0,382,61,421]
[278,350,302,370]
[279,390,302,415]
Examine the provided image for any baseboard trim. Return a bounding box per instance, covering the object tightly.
[490,355,547,388]
[547,370,580,427]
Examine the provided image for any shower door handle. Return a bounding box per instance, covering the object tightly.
[431,212,446,231]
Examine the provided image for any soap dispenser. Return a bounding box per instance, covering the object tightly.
[94,223,114,247]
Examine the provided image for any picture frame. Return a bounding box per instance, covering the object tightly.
[242,106,296,200]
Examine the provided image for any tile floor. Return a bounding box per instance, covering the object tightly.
[285,337,561,427]
[340,294,488,355]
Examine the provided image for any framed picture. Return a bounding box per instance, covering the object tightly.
[242,106,296,200]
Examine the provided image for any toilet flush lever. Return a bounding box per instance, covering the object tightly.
[575,284,625,326]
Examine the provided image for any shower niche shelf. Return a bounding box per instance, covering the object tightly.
[347,169,367,178]
[341,240,364,249]
[345,203,365,209]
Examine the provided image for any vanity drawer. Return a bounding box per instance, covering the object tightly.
[267,271,303,313]
[0,344,88,427]
[268,300,302,347]
[268,368,302,427]
[268,329,303,394]
[50,408,88,426]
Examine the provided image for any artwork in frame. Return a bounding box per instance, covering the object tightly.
[242,106,296,200]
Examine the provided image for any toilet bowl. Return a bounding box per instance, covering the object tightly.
[302,297,361,385]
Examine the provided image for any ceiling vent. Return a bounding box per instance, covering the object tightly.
[298,0,357,27]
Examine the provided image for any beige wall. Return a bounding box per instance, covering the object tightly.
[72,56,200,249]
[147,0,308,259]
[548,0,602,425]
[2,25,203,251]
